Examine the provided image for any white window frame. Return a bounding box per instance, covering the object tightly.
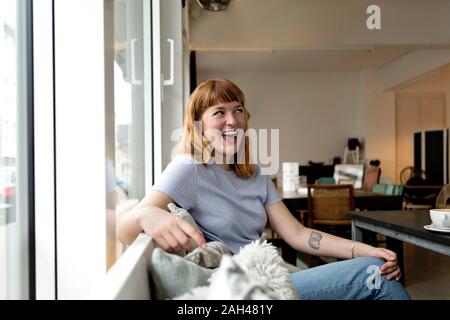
[53,0,108,299]
[33,0,56,300]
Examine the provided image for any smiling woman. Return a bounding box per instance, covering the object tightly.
[202,101,246,165]
[118,78,411,300]
[178,78,255,177]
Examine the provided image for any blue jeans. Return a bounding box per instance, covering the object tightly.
[290,257,412,300]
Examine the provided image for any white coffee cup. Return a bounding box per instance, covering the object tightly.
[429,209,450,229]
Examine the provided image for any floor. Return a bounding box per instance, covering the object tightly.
[403,243,450,300]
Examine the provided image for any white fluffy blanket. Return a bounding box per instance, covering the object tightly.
[175,240,298,300]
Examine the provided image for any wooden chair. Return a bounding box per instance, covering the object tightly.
[305,184,355,267]
[363,166,381,191]
[401,167,436,210]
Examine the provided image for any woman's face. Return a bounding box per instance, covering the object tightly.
[201,101,246,157]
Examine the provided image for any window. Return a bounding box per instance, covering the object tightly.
[106,0,153,268]
[0,0,33,299]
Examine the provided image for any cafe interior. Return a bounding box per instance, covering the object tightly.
[188,0,450,299]
[1,0,450,300]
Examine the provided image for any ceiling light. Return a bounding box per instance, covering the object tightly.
[197,0,231,12]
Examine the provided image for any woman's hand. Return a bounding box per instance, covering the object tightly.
[369,247,402,281]
[138,207,207,253]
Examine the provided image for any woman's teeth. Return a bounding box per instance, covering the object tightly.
[222,131,237,136]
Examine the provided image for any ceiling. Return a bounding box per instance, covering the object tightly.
[196,48,411,73]
[189,0,450,73]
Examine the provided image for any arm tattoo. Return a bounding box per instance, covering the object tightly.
[308,231,322,251]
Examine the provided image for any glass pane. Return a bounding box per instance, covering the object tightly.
[106,0,148,268]
[0,0,30,299]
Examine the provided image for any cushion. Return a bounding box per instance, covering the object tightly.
[167,203,200,254]
[184,241,231,268]
[149,248,214,299]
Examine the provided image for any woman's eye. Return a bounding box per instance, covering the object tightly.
[213,111,224,116]
[235,108,244,113]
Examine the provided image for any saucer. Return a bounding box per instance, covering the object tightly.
[424,224,450,233]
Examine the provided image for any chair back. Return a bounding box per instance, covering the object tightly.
[307,184,355,226]
[363,167,381,191]
[400,166,426,185]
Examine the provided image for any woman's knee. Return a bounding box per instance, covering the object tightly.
[355,257,411,300]
[352,256,384,273]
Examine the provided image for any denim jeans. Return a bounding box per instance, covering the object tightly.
[290,257,412,300]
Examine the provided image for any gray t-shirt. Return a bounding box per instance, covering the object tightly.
[152,154,281,254]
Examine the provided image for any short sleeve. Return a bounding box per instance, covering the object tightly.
[151,155,198,210]
[263,173,281,207]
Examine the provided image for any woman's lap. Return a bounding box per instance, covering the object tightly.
[290,257,411,300]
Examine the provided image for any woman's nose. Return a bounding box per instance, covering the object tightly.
[225,113,237,126]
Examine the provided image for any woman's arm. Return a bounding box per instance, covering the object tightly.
[118,190,206,252]
[266,201,401,280]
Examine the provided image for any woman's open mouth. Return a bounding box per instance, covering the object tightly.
[222,130,238,144]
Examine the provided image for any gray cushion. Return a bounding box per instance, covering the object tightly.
[149,248,214,299]
[184,241,231,268]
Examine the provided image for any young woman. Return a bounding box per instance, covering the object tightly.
[118,78,411,300]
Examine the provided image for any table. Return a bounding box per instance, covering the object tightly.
[349,210,450,256]
[282,189,403,212]
[349,210,450,284]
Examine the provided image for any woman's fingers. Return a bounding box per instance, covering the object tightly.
[381,264,402,280]
[177,219,207,250]
[386,268,401,280]
[380,260,397,272]
[380,258,403,280]
[150,216,206,253]
[161,231,182,253]
[153,235,170,251]
[170,227,194,252]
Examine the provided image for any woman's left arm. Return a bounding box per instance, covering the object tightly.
[266,201,401,280]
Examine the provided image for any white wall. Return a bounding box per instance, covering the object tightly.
[362,63,450,184]
[396,63,450,126]
[361,69,396,182]
[198,71,364,173]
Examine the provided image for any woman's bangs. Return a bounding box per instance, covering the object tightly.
[208,82,243,107]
